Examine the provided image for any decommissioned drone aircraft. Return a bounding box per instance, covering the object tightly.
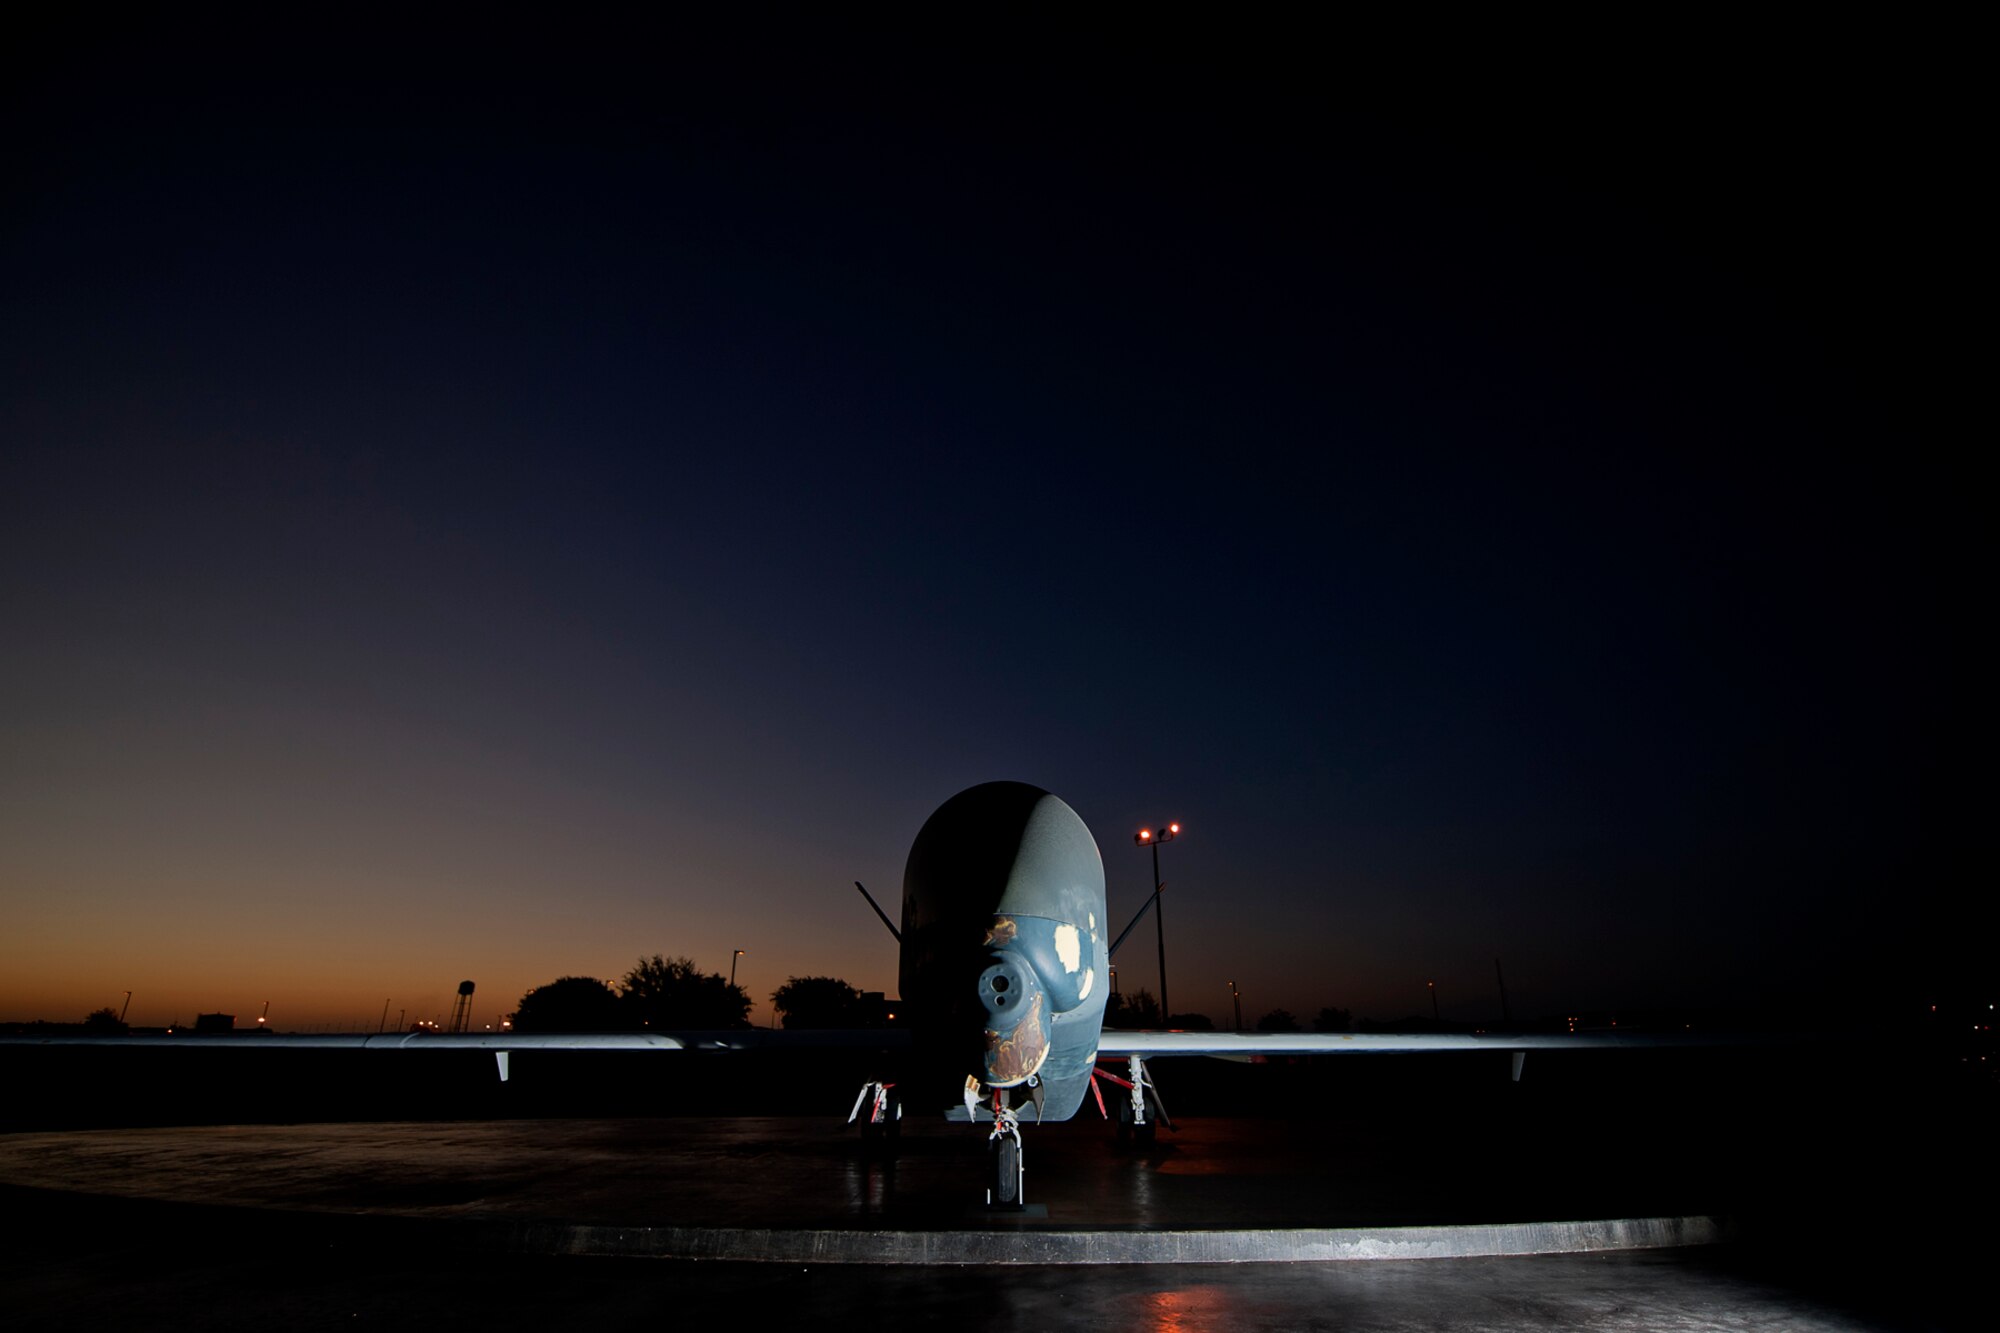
[842,780,1717,1203]
[3,780,1724,1206]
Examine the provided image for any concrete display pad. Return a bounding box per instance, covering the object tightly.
[0,1116,1730,1263]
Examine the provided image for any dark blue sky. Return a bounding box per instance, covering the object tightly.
[2,13,1976,1029]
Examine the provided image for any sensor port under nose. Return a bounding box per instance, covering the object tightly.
[978,955,1036,1019]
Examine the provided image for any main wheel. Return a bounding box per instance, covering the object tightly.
[859,1092,901,1159]
[877,1089,902,1158]
[1115,1093,1157,1145]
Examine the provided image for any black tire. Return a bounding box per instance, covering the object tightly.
[992,1136,1021,1206]
[1116,1093,1157,1145]
[878,1090,901,1158]
[859,1100,901,1158]
[1117,1093,1163,1143]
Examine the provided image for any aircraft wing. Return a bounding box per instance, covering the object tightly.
[0,1033,693,1051]
[0,1024,696,1048]
[1,1029,911,1050]
[0,1029,909,1078]
[4,1028,1730,1056]
[1095,1029,1744,1056]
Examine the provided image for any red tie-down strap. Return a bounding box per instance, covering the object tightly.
[1088,1064,1136,1118]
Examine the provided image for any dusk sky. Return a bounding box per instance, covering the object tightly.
[3,15,1976,1032]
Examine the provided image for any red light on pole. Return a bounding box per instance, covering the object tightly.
[1134,821,1183,1022]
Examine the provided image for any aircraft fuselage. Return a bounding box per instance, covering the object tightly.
[899,782,1109,1120]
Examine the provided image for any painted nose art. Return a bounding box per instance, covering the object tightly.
[979,953,1050,1087]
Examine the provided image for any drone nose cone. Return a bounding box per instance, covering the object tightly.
[979,952,1050,1088]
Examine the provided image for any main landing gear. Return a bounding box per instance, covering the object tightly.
[1092,1054,1172,1145]
[848,1081,901,1156]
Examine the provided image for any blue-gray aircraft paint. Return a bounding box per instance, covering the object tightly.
[900,781,1109,1120]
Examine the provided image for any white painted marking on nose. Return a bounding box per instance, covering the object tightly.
[1055,923,1081,972]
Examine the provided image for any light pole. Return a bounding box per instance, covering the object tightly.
[731,950,745,988]
[1135,822,1180,1024]
[1228,979,1242,1031]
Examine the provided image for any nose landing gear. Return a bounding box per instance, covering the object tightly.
[989,1103,1024,1207]
[965,1077,1030,1209]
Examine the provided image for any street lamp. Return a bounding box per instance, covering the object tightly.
[731,950,745,988]
[1134,821,1181,1024]
[1228,979,1242,1031]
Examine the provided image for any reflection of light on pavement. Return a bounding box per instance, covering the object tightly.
[837,1144,891,1216]
[837,1159,867,1214]
[1145,1285,1236,1332]
[1154,1156,1250,1176]
[1130,1154,1155,1217]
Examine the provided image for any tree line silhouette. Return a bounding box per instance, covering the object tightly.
[47,981,1359,1036]
[510,958,876,1031]
[509,962,1366,1035]
[1101,989,1353,1034]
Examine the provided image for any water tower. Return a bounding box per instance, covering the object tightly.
[447,980,475,1032]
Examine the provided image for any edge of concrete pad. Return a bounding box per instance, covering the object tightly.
[1,1185,1730,1265]
[513,1214,1732,1264]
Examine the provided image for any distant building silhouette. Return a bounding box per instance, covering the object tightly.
[858,992,903,1028]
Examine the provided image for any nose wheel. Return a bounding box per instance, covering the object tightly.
[967,1079,1029,1209]
[989,1123,1023,1206]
